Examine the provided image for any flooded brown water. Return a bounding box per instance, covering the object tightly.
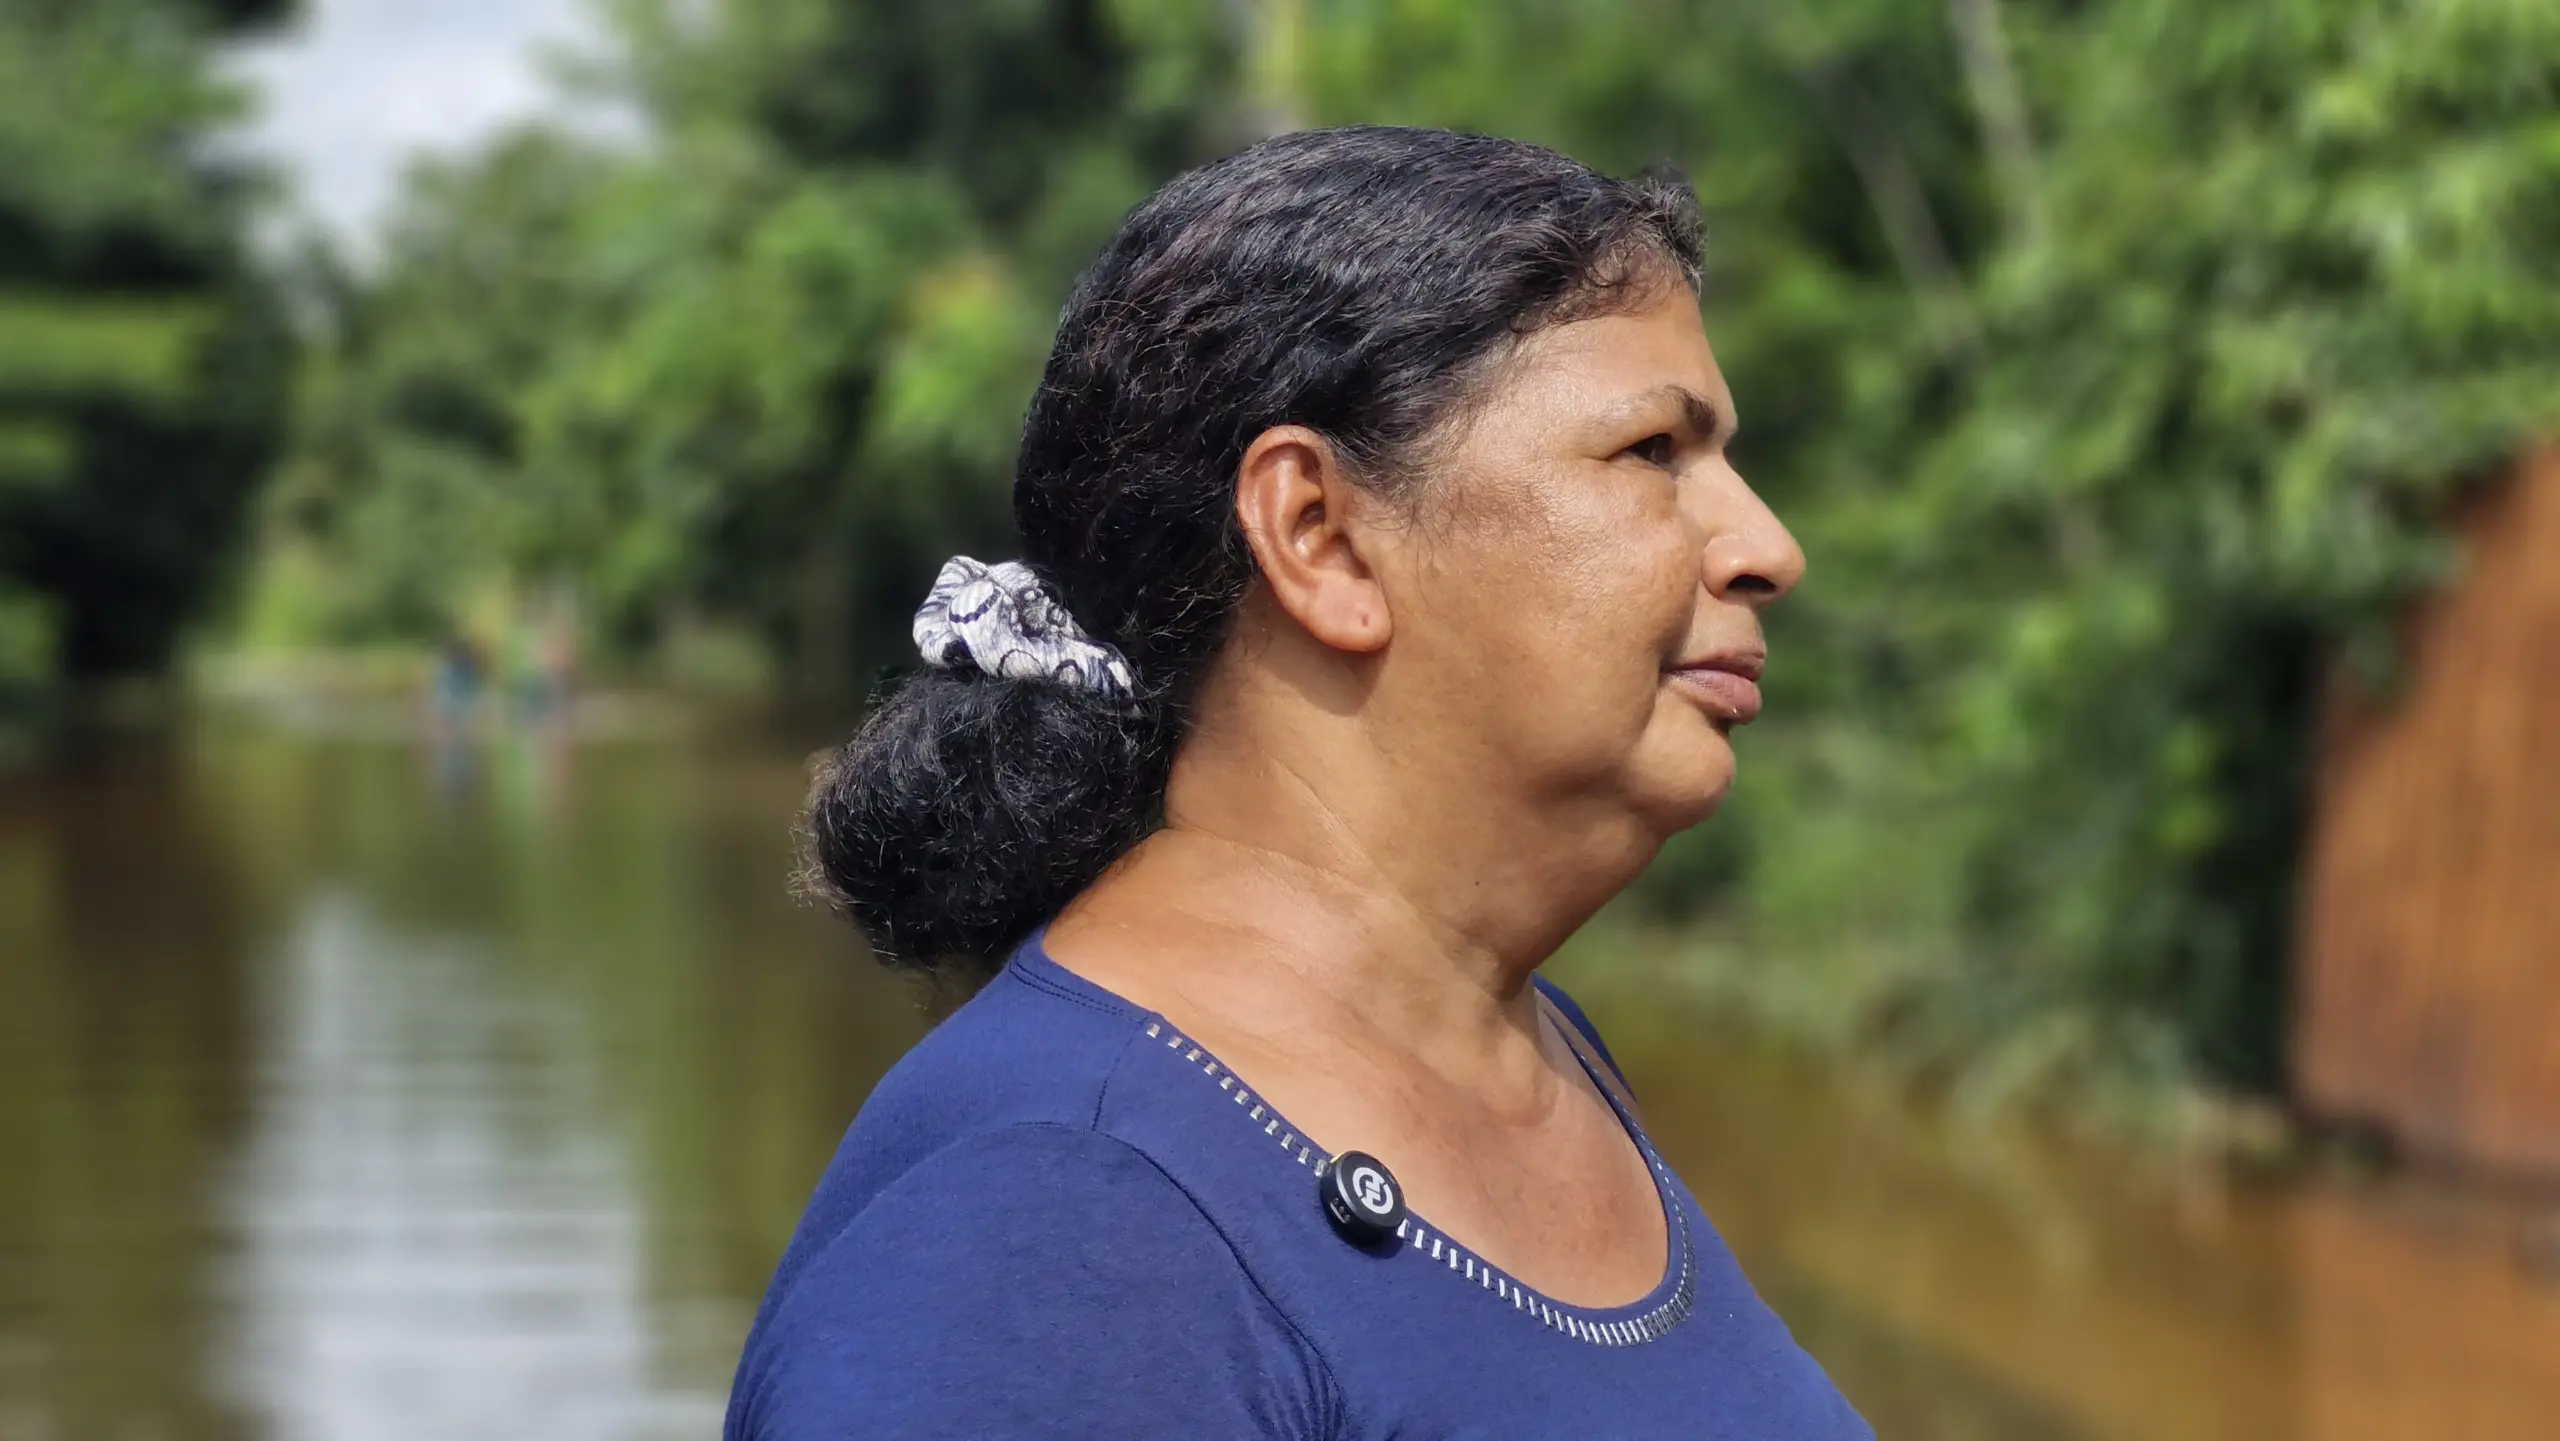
[2,709,2554,1439]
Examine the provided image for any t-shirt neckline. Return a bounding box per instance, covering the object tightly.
[1003,925,1699,1346]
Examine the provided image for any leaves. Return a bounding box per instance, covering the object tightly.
[271,0,1232,686]
[0,0,291,692]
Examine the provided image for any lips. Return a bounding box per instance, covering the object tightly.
[1665,655,1765,725]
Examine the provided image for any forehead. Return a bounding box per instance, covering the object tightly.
[1492,289,1731,418]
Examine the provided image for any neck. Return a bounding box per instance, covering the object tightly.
[1061,665,1659,1062]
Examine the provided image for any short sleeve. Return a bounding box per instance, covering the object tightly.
[726,1123,1334,1440]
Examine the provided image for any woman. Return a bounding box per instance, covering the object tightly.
[729,126,1871,1439]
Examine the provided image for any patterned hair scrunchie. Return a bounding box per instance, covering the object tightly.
[911,556,1135,697]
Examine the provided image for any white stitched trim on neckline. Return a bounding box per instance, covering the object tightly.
[1140,1018,1698,1347]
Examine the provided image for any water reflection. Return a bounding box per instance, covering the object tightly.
[1,709,2555,1439]
[217,894,717,1440]
[0,713,922,1441]
[1568,984,2560,1439]
[0,733,257,1441]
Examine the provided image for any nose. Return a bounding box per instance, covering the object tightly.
[1701,468,1805,608]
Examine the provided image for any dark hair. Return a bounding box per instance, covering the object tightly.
[803,126,1702,979]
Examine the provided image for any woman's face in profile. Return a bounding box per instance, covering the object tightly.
[1391,283,1804,837]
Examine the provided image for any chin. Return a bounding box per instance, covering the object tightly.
[1629,737,1737,835]
[1660,777,1735,834]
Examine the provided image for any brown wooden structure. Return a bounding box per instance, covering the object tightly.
[2295,443,2560,1179]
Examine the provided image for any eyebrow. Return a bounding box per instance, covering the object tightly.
[1620,384,1733,445]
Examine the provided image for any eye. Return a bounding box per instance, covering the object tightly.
[1622,432,1678,468]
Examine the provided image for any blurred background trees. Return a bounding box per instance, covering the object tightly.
[0,0,294,706]
[253,0,1240,695]
[18,0,2560,1109]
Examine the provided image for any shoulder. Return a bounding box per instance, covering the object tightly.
[729,1122,1335,1440]
[747,962,1155,1313]
[828,960,1161,1183]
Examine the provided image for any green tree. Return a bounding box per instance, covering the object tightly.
[259,131,632,643]
[1851,0,2560,1096]
[0,0,296,706]
[1294,0,2560,1100]
[272,0,1240,694]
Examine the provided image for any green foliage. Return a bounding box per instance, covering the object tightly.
[1293,0,2560,1097]
[254,0,2560,1103]
[1933,0,2558,1091]
[1310,0,2560,1097]
[269,0,1234,691]
[0,0,295,704]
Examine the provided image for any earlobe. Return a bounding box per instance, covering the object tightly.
[1234,426,1394,655]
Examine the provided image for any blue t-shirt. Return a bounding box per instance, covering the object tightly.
[726,932,1872,1439]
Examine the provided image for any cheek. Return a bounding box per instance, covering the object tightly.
[1482,486,1697,708]
[1403,462,1697,735]
[1546,494,1696,662]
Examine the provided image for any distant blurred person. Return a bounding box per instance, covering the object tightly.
[431,628,485,725]
[426,628,486,794]
[510,602,580,724]
[732,127,1863,1440]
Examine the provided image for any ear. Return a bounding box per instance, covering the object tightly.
[1233,425,1393,655]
